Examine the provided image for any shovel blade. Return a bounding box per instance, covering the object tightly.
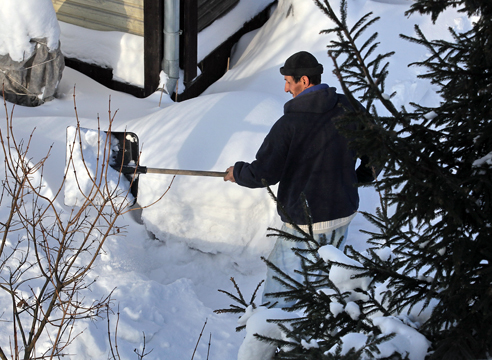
[64,127,140,207]
[110,131,140,200]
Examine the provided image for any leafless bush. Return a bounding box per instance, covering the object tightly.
[0,92,153,359]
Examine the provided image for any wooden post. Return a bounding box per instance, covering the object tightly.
[181,0,198,87]
[144,0,164,96]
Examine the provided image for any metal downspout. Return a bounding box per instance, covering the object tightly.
[163,0,180,95]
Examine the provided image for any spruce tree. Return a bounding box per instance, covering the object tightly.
[310,0,492,358]
[217,1,491,358]
[217,189,415,359]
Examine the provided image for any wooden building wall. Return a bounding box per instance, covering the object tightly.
[52,0,238,36]
[52,0,145,36]
[52,0,274,100]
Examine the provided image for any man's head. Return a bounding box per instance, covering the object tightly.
[280,51,323,97]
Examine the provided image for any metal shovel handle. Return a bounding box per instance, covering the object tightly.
[120,165,227,177]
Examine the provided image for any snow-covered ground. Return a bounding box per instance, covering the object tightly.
[0,0,473,358]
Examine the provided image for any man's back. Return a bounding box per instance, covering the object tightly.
[234,86,360,224]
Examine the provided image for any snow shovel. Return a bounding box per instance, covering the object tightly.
[65,127,227,205]
[110,131,227,199]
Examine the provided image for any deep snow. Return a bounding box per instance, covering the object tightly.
[0,0,474,358]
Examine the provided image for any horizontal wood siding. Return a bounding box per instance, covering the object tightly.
[54,0,240,35]
[197,0,239,31]
[52,0,144,36]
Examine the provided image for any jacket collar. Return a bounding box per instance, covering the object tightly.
[284,85,339,114]
[297,83,329,97]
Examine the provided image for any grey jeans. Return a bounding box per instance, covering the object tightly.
[262,222,350,308]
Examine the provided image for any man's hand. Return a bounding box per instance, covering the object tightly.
[224,166,236,182]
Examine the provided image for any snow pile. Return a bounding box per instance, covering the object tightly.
[0,0,60,61]
[197,0,275,62]
[59,22,145,87]
[134,90,284,256]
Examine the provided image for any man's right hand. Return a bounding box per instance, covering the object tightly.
[224,166,236,182]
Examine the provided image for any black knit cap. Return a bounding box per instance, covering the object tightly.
[280,51,323,76]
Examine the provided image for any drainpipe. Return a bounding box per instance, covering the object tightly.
[163,0,180,95]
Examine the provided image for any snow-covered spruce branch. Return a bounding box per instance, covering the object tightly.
[214,277,265,331]
[312,0,492,358]
[216,187,430,359]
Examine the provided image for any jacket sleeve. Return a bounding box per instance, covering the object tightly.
[233,119,290,188]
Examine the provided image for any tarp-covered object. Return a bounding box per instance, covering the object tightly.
[0,38,64,107]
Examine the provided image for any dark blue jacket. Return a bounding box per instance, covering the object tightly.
[233,86,373,225]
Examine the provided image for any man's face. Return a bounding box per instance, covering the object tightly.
[284,75,312,97]
[284,75,307,98]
